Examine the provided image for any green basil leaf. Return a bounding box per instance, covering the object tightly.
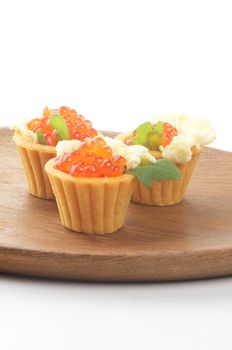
[147,132,163,150]
[153,121,163,135]
[36,130,47,145]
[128,160,181,188]
[132,121,153,145]
[147,121,164,150]
[49,113,69,140]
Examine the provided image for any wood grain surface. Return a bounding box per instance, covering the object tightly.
[0,128,232,282]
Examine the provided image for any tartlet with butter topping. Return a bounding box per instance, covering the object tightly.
[45,136,180,234]
[11,106,98,199]
[116,114,216,206]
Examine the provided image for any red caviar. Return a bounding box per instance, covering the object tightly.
[54,137,126,178]
[27,106,98,146]
[158,122,178,147]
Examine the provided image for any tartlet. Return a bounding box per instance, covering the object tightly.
[116,114,216,206]
[11,106,98,199]
[45,159,134,234]
[132,146,201,206]
[13,130,56,199]
[45,136,180,234]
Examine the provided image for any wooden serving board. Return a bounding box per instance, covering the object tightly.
[0,128,232,282]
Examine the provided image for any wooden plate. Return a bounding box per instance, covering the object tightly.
[0,128,232,282]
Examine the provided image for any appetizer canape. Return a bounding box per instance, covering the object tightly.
[116,114,216,206]
[11,106,98,199]
[45,136,180,234]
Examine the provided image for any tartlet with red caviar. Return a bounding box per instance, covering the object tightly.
[45,136,180,234]
[11,106,98,199]
[116,114,216,206]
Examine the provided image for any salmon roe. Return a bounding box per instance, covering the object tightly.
[158,122,178,147]
[27,106,98,146]
[54,137,126,178]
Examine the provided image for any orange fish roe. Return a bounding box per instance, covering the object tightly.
[54,137,126,178]
[156,122,178,147]
[27,106,98,146]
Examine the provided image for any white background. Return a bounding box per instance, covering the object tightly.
[0,0,232,349]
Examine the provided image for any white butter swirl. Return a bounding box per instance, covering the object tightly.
[103,136,156,169]
[10,121,38,143]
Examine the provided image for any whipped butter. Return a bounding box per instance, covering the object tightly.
[10,121,38,143]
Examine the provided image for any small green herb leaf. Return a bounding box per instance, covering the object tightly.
[132,122,153,145]
[153,121,163,135]
[147,132,162,150]
[49,113,69,140]
[128,160,181,188]
[36,130,47,145]
[147,121,164,150]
